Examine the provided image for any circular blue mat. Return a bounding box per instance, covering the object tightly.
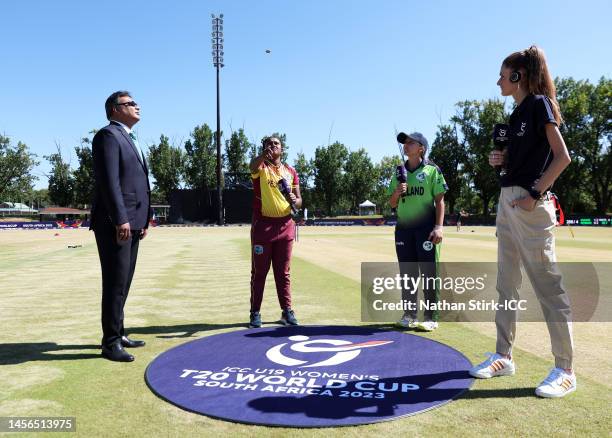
[145,326,473,427]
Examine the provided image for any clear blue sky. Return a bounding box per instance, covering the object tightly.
[1,0,610,189]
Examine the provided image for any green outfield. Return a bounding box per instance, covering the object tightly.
[0,226,610,436]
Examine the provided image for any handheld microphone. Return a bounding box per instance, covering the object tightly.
[492,123,510,174]
[278,178,298,215]
[395,164,407,203]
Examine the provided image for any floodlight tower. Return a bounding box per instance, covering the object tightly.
[212,13,224,225]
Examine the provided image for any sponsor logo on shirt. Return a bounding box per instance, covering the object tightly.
[517,122,527,137]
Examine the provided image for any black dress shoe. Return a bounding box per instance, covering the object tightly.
[102,342,134,362]
[121,336,146,348]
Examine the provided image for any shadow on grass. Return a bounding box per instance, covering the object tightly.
[458,387,535,399]
[242,323,414,339]
[128,322,249,338]
[0,343,100,365]
[128,322,409,339]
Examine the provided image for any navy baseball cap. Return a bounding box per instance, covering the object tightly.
[397,132,429,150]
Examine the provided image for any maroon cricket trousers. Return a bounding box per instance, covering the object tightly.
[250,215,295,312]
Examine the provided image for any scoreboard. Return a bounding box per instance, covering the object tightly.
[565,217,611,226]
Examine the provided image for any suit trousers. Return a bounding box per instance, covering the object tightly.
[94,222,141,346]
[495,186,573,369]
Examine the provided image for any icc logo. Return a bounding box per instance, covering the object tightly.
[266,335,393,368]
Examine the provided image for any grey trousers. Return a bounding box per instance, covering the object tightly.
[495,186,574,369]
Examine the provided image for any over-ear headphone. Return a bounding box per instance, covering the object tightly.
[510,70,522,83]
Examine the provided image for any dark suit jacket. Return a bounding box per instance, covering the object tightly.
[91,121,151,231]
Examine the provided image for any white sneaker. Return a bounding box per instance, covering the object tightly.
[469,353,516,379]
[418,321,439,331]
[535,368,577,398]
[397,315,419,329]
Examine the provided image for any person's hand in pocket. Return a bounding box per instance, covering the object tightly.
[510,196,537,212]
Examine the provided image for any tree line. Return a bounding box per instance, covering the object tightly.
[1,76,609,216]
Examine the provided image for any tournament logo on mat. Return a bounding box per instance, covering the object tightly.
[145,326,473,427]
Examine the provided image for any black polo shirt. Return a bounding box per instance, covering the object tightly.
[500,94,557,189]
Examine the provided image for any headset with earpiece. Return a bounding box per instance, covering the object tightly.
[510,70,522,83]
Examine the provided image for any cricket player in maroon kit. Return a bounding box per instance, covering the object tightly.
[248,136,302,328]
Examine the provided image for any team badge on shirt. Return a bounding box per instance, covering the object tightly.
[422,241,433,251]
[416,172,426,182]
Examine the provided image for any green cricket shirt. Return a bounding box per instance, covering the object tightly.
[387,159,448,229]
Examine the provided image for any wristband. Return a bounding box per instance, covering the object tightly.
[528,186,543,200]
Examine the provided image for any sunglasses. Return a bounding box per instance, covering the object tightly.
[116,101,138,107]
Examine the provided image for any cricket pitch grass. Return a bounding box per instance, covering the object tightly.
[0,225,610,436]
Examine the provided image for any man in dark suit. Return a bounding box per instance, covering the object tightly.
[91,90,151,362]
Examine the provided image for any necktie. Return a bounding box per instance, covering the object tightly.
[129,132,145,164]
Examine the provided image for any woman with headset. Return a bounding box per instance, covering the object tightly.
[469,46,575,398]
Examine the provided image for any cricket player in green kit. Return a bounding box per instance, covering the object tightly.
[388,132,447,331]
